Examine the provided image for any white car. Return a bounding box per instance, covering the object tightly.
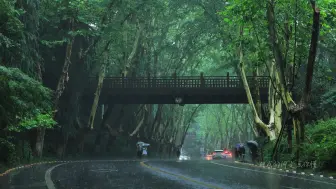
[212,150,225,159]
[179,155,190,160]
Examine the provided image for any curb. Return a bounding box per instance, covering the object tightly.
[233,161,334,180]
[0,160,69,177]
[0,159,131,177]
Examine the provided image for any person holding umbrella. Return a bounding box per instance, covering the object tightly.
[136,141,144,158]
[246,140,259,164]
[238,143,245,161]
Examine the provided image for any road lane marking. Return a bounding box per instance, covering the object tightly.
[45,163,68,189]
[140,161,222,189]
[211,162,336,186]
[44,160,136,189]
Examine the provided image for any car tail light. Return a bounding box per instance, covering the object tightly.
[222,151,232,156]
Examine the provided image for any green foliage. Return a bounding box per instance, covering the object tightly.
[0,137,18,166]
[11,113,57,131]
[0,0,24,48]
[320,86,336,115]
[302,118,336,164]
[195,105,253,153]
[0,66,56,131]
[262,118,336,170]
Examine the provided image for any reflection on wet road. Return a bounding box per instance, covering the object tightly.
[4,159,336,189]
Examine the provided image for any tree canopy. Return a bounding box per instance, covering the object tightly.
[0,0,335,175]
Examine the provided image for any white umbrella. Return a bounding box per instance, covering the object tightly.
[137,141,145,145]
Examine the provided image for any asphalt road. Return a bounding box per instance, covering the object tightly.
[2,159,336,189]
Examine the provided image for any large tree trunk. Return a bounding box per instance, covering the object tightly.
[252,68,263,121]
[122,23,144,76]
[32,54,46,157]
[129,105,146,136]
[180,105,201,146]
[88,51,108,129]
[149,105,163,139]
[54,18,75,110]
[34,18,75,158]
[266,0,320,162]
[34,128,45,157]
[237,25,276,140]
[88,19,142,131]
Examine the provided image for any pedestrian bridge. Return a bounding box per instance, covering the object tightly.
[83,73,269,104]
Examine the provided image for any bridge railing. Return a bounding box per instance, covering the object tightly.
[89,73,270,89]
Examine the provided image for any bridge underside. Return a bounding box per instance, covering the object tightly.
[85,88,269,104]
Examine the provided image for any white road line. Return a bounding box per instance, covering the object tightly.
[45,163,68,189]
[44,160,134,189]
[211,162,336,186]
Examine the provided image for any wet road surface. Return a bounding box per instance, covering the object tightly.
[2,159,336,189]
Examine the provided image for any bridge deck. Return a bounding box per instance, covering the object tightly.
[84,75,270,104]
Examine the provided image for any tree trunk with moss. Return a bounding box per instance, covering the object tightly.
[237,25,277,141]
[266,0,320,162]
[88,51,107,129]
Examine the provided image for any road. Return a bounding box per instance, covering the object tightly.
[2,159,336,189]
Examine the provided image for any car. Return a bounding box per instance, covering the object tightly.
[222,149,233,159]
[212,150,225,159]
[205,154,213,160]
[212,149,233,159]
[179,155,190,160]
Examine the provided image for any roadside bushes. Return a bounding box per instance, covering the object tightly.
[302,117,336,170]
[0,66,56,131]
[0,66,56,167]
[262,117,336,171]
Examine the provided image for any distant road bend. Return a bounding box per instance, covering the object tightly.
[5,159,336,189]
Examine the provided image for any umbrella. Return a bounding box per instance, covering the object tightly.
[143,143,150,147]
[235,143,244,149]
[137,141,144,145]
[246,140,258,149]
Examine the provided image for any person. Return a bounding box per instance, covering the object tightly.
[136,141,143,158]
[246,141,258,164]
[250,148,258,164]
[142,146,148,156]
[234,145,238,159]
[176,146,181,158]
[234,144,241,160]
[238,144,245,161]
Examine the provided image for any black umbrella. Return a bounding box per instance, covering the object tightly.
[246,140,258,149]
